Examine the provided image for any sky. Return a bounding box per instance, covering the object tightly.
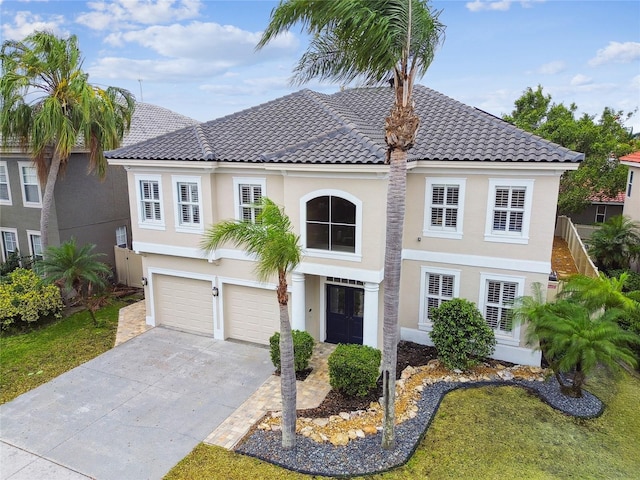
[1,0,639,134]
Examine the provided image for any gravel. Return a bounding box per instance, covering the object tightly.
[235,378,604,477]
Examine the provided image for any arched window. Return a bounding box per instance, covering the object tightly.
[306,195,356,253]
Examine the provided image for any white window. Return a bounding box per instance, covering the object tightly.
[27,231,43,261]
[424,178,466,239]
[479,273,524,344]
[135,175,164,229]
[18,162,41,207]
[628,170,634,198]
[419,266,460,329]
[233,177,265,223]
[595,205,607,223]
[173,176,202,232]
[484,179,534,244]
[116,226,127,247]
[1,229,18,261]
[0,161,11,205]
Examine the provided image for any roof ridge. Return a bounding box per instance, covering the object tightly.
[193,124,215,160]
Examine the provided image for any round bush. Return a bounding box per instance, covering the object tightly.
[269,330,314,373]
[429,298,496,371]
[328,344,381,397]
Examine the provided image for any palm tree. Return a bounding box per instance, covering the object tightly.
[258,0,445,449]
[560,272,637,312]
[589,215,640,273]
[526,300,638,397]
[200,197,302,449]
[1,31,135,250]
[39,238,112,325]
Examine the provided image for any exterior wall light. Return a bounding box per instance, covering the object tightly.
[141,277,148,286]
[212,286,219,297]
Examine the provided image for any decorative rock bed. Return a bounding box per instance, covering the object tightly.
[236,359,604,477]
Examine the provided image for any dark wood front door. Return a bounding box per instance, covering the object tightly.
[326,284,364,344]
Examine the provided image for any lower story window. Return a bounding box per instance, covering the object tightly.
[484,280,517,335]
[425,273,454,322]
[1,230,18,261]
[116,226,127,248]
[28,232,43,261]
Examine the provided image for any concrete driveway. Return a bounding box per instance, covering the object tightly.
[0,327,273,480]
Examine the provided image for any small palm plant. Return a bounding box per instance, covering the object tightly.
[589,215,640,272]
[39,239,111,325]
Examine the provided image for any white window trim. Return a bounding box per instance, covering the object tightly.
[135,174,165,230]
[233,177,266,222]
[478,272,524,346]
[27,230,43,260]
[18,161,42,208]
[418,266,460,331]
[484,178,534,245]
[0,161,12,206]
[172,175,203,233]
[423,177,466,240]
[300,189,363,262]
[0,228,19,261]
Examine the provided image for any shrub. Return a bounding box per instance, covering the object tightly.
[430,298,496,371]
[607,270,640,293]
[0,268,63,329]
[269,330,315,373]
[328,343,381,397]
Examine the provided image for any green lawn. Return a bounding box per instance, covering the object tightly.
[165,369,640,480]
[0,302,124,404]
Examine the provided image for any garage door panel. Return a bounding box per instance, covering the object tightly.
[225,285,280,345]
[155,275,214,336]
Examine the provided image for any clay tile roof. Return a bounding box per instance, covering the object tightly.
[105,86,584,165]
[620,151,640,165]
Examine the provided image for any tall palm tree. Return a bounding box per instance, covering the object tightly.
[589,215,640,273]
[1,31,135,250]
[39,238,111,325]
[560,272,637,312]
[200,197,302,449]
[258,0,444,449]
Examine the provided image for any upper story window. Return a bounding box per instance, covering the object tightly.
[300,190,362,261]
[424,178,466,239]
[479,273,524,344]
[233,177,265,223]
[0,162,11,205]
[484,179,534,244]
[27,231,43,261]
[135,174,164,230]
[18,162,41,207]
[1,229,18,261]
[628,170,634,198]
[173,176,202,232]
[419,266,460,330]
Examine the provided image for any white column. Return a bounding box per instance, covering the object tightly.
[291,272,306,331]
[362,281,380,348]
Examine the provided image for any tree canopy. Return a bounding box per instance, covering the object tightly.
[503,85,638,215]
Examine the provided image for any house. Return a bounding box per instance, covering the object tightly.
[0,103,198,268]
[105,86,582,366]
[621,151,640,272]
[570,191,625,225]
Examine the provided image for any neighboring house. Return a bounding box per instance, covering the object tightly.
[106,86,582,366]
[0,103,198,268]
[570,191,625,225]
[620,151,640,273]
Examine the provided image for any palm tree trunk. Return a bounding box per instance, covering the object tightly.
[381,146,408,450]
[277,271,297,450]
[40,151,62,251]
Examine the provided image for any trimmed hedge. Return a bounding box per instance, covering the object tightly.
[269,330,314,373]
[430,298,496,371]
[328,343,381,397]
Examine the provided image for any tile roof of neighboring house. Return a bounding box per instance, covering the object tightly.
[589,191,626,204]
[620,151,640,165]
[1,102,198,150]
[105,86,584,165]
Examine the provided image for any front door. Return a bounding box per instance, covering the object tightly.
[326,284,364,344]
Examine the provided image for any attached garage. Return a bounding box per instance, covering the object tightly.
[154,275,214,335]
[224,284,280,345]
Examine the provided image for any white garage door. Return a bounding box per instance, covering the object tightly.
[224,284,280,345]
[155,275,214,335]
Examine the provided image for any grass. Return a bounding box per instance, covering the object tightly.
[165,369,640,479]
[0,301,125,404]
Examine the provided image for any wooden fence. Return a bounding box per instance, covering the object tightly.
[114,246,143,288]
[554,216,599,278]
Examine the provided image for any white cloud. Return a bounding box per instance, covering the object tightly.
[76,0,202,31]
[631,74,640,90]
[1,11,67,40]
[466,0,512,12]
[588,41,640,66]
[88,56,232,82]
[570,74,592,86]
[537,60,566,75]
